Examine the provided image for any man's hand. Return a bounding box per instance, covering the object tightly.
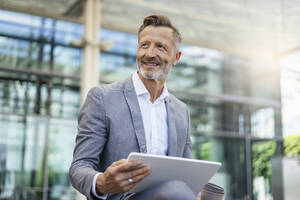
[96,159,151,194]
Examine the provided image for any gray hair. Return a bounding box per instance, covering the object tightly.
[138,15,182,51]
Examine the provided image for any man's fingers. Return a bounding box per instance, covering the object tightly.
[105,159,128,178]
[106,159,145,179]
[116,165,151,186]
[111,159,127,167]
[129,167,152,184]
[100,158,150,194]
[118,170,151,193]
[105,165,151,194]
[120,170,151,193]
[119,165,151,181]
[115,160,142,172]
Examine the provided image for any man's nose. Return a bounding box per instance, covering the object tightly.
[145,46,155,57]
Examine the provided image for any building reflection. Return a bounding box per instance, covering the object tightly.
[0,9,284,200]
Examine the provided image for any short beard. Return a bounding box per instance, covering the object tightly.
[139,67,168,80]
[137,62,172,80]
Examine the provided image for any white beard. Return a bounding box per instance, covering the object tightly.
[137,61,172,80]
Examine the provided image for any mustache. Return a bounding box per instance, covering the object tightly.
[141,56,161,65]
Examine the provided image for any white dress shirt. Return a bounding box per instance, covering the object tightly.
[92,72,169,198]
[132,71,169,155]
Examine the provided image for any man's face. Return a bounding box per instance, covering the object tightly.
[137,26,181,80]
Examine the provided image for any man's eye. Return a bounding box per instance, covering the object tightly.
[158,45,165,50]
[140,43,148,48]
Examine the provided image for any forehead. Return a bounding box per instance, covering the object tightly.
[139,26,174,43]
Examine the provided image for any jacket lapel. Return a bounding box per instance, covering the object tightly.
[123,77,147,153]
[166,96,178,156]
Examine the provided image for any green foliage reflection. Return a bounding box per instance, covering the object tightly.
[284,134,300,156]
[252,141,276,182]
[200,142,212,161]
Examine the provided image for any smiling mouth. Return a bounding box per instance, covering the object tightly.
[141,58,162,69]
[140,56,161,68]
[142,61,160,68]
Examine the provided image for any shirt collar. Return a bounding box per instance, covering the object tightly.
[132,71,169,101]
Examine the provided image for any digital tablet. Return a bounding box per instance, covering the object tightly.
[127,152,221,194]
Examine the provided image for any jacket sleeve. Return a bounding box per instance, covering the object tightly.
[183,108,193,158]
[69,87,108,200]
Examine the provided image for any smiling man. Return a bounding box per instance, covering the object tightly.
[69,15,196,200]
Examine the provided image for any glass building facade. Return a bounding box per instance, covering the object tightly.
[0,10,284,200]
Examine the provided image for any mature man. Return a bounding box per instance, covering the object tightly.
[69,15,196,200]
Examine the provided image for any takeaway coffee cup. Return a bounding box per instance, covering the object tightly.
[200,183,224,200]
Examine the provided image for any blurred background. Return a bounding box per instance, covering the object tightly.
[0,0,299,200]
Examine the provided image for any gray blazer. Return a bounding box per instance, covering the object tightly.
[69,76,192,200]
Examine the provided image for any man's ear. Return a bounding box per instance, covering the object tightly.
[173,51,182,66]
